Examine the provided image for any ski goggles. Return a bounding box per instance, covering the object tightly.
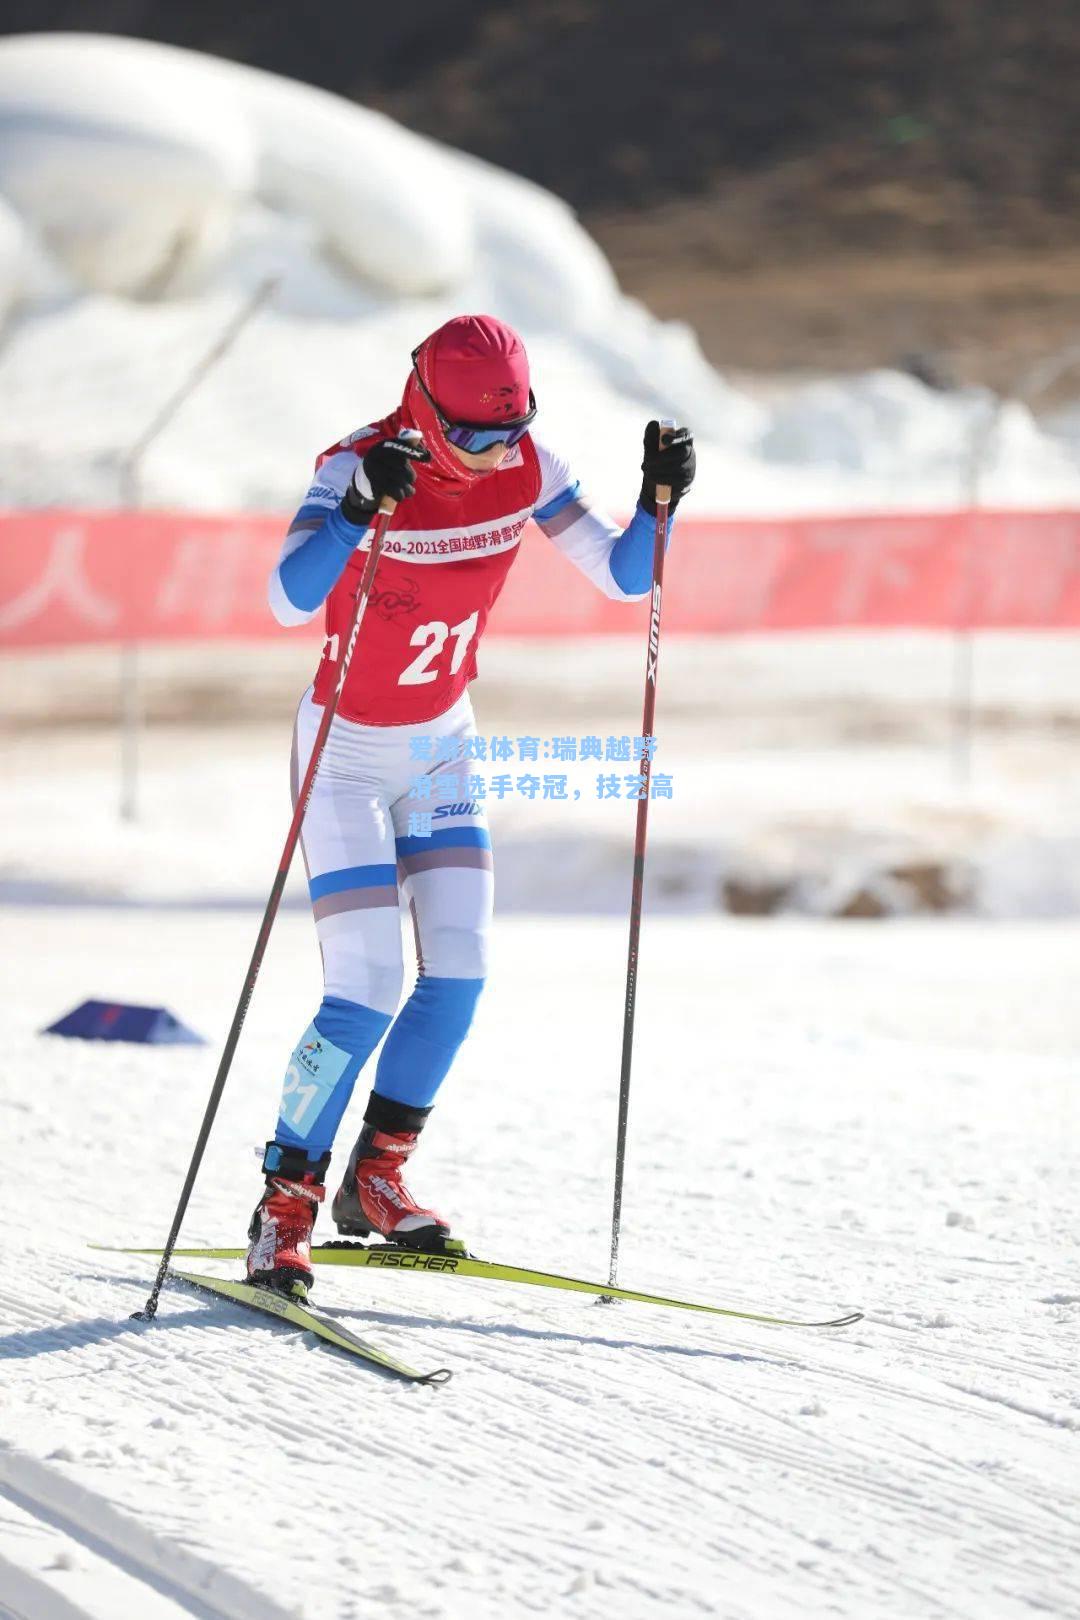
[411,348,537,452]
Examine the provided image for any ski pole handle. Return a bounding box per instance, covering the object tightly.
[376,426,425,515]
[655,416,676,508]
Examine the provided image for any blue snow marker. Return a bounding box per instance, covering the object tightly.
[42,1000,206,1046]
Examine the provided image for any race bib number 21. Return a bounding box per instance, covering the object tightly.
[398,611,479,686]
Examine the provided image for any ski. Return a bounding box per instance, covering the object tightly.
[97,1246,862,1331]
[169,1268,452,1384]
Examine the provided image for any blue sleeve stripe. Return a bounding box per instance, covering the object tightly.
[609,502,673,597]
[292,501,337,526]
[278,504,365,613]
[533,481,581,523]
[309,863,398,900]
[396,827,492,857]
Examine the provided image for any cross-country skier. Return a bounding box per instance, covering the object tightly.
[246,313,696,1296]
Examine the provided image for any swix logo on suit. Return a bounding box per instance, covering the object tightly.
[312,433,542,725]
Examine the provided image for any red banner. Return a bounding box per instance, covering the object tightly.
[2,508,1080,649]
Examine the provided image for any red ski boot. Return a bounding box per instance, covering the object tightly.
[331,1098,452,1251]
[246,1144,331,1298]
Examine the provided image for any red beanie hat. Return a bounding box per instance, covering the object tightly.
[415,314,530,423]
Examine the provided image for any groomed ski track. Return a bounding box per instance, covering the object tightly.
[0,1442,300,1620]
[2,909,1078,1620]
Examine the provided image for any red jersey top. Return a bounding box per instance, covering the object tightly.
[309,427,543,724]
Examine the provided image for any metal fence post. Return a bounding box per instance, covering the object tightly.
[115,276,279,821]
[957,337,1080,789]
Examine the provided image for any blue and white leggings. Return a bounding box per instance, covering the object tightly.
[272,687,491,1163]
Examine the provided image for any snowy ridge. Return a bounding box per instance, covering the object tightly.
[1,35,1080,513]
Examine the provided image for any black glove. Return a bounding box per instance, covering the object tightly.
[341,435,431,527]
[639,421,696,516]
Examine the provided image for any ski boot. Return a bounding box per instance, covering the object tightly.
[246,1143,331,1299]
[331,1096,456,1253]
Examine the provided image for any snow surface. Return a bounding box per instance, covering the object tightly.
[3,634,1078,918]
[3,637,1078,1607]
[1,905,1077,1619]
[2,34,1080,512]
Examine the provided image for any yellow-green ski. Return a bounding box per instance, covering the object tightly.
[169,1269,452,1383]
[94,1246,861,1330]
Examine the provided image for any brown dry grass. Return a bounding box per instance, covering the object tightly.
[590,207,1080,394]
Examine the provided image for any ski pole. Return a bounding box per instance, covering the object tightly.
[135,484,402,1322]
[606,418,676,1290]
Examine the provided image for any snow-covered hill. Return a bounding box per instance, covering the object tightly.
[2,33,1080,514]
